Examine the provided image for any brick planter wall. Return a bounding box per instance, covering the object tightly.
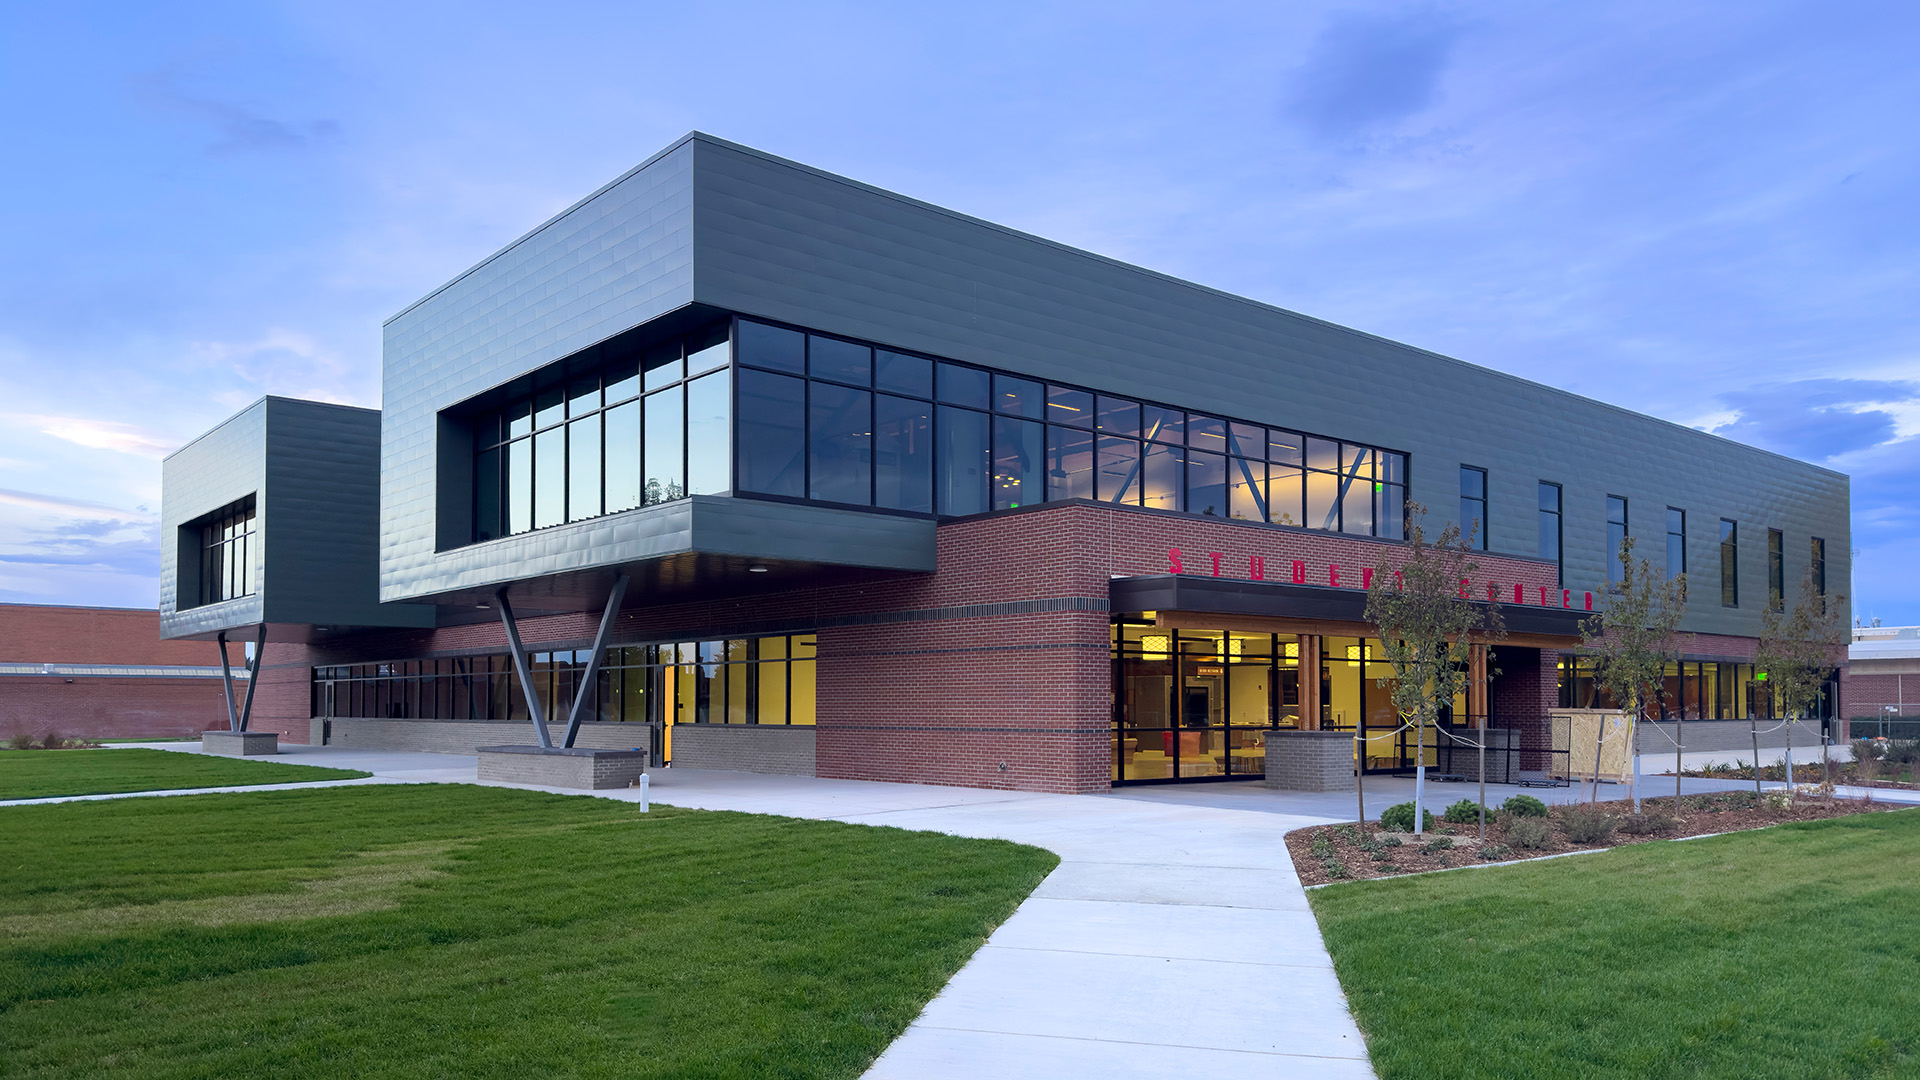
[476,745,649,789]
[1264,730,1356,791]
[670,725,815,775]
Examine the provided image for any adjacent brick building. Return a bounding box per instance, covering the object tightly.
[159,133,1853,792]
[0,604,244,741]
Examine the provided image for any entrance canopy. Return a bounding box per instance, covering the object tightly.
[1108,573,1587,648]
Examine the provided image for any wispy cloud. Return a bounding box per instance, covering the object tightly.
[130,67,339,156]
[8,415,178,459]
[1710,378,1920,463]
[1283,7,1464,143]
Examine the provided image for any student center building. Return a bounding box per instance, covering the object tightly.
[159,133,1851,793]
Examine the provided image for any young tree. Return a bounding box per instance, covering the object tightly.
[1755,571,1846,790]
[1578,537,1687,812]
[1365,504,1504,838]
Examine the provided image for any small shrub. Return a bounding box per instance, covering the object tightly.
[1480,844,1511,861]
[1334,823,1361,842]
[1370,850,1393,862]
[1507,817,1552,849]
[1887,739,1920,766]
[7,733,34,751]
[1379,834,1403,848]
[1560,804,1618,844]
[1502,794,1549,818]
[1619,811,1677,836]
[1421,836,1454,854]
[1763,789,1796,812]
[1380,802,1435,833]
[1442,799,1484,825]
[1851,738,1880,763]
[1322,858,1348,879]
[40,730,64,750]
[1310,831,1336,858]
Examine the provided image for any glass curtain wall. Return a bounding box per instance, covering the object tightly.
[1319,637,1463,771]
[1557,657,1779,719]
[197,495,257,605]
[736,317,1408,537]
[311,634,817,735]
[471,322,732,542]
[1110,624,1299,783]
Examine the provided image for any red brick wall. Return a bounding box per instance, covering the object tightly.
[0,676,235,741]
[0,604,243,666]
[304,503,1568,792]
[1843,672,1918,720]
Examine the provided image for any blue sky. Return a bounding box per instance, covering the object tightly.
[1,1,1915,621]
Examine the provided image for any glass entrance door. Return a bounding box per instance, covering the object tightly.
[1111,624,1297,783]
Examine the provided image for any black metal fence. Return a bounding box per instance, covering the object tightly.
[1849,716,1920,741]
[1389,716,1572,787]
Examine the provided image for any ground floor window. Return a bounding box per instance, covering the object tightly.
[1110,624,1477,783]
[1554,657,1803,720]
[311,633,816,727]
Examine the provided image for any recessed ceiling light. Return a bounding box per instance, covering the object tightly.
[748,564,770,574]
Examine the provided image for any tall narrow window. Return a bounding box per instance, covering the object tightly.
[1811,537,1826,596]
[1719,519,1738,607]
[1606,495,1628,583]
[1666,508,1686,579]
[1538,481,1562,585]
[1767,529,1784,611]
[1459,466,1487,550]
[197,496,257,606]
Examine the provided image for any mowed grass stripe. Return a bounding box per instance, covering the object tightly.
[1311,808,1920,1080]
[0,747,368,800]
[1,783,1057,1079]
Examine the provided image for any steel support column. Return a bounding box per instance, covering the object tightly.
[216,631,239,732]
[236,623,267,732]
[562,573,630,748]
[497,590,553,748]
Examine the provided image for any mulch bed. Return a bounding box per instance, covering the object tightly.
[1288,791,1907,886]
[1673,764,1920,791]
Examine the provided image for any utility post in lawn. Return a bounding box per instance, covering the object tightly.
[1365,504,1503,840]
[1755,571,1846,794]
[1578,537,1687,813]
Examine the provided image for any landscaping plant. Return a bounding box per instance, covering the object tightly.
[1755,569,1846,790]
[1443,799,1485,825]
[1365,503,1505,837]
[1578,536,1686,811]
[1380,802,1436,833]
[1559,803,1619,845]
[1501,794,1548,818]
[1505,817,1552,849]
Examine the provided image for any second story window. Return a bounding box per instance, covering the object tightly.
[1811,537,1826,596]
[1666,507,1687,579]
[472,322,732,542]
[198,496,257,606]
[1768,529,1784,611]
[1460,466,1488,550]
[1719,519,1738,607]
[1607,495,1628,583]
[1538,481,1562,584]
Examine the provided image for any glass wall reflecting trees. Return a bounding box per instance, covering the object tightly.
[1557,656,1774,719]
[471,323,731,542]
[735,317,1408,536]
[465,313,1410,544]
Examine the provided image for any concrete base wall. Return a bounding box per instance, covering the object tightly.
[314,717,651,755]
[1636,719,1827,756]
[202,730,279,756]
[1264,730,1355,792]
[671,725,815,776]
[477,746,650,790]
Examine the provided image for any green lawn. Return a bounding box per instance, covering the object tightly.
[0,747,369,800]
[0,784,1057,1078]
[1313,808,1920,1079]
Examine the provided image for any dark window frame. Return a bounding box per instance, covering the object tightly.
[1538,481,1562,586]
[1719,518,1738,608]
[1459,465,1488,550]
[1767,528,1785,611]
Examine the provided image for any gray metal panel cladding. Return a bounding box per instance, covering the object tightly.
[685,134,1849,639]
[160,397,435,639]
[160,400,267,639]
[379,139,698,603]
[260,399,434,630]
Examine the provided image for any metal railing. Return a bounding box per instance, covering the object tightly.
[1387,716,1572,787]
